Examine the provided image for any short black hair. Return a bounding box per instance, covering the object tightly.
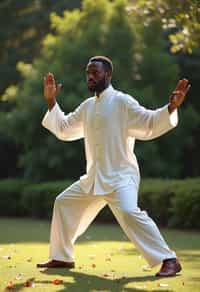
[89,56,113,73]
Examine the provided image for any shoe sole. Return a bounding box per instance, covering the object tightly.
[156,265,182,277]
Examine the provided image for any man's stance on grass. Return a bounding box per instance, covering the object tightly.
[37,56,190,277]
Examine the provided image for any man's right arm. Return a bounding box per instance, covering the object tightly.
[42,73,84,141]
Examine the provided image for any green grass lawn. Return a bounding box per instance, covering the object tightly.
[0,218,199,291]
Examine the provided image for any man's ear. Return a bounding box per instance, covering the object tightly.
[106,70,112,81]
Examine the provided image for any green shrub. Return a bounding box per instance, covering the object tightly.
[1,178,200,229]
[0,179,27,216]
[139,179,178,226]
[139,178,200,229]
[169,178,200,228]
[21,180,72,219]
[21,180,117,222]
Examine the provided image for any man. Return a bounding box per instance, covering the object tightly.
[37,56,190,277]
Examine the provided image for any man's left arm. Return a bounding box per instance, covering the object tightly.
[127,79,191,140]
[149,78,191,140]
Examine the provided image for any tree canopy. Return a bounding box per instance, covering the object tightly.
[0,0,81,96]
[128,0,200,53]
[1,0,200,181]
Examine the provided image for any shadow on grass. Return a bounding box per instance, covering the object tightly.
[10,269,176,292]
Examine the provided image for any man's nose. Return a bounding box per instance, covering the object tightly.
[87,73,94,81]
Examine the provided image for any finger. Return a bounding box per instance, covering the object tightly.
[175,79,189,91]
[56,83,62,96]
[184,84,191,96]
[181,79,189,90]
[175,80,182,90]
[170,91,185,106]
[47,72,55,86]
[171,90,184,98]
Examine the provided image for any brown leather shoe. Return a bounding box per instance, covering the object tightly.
[156,258,182,277]
[36,260,75,269]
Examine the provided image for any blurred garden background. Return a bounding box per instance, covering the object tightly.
[0,0,200,291]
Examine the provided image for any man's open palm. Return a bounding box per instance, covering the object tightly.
[43,73,62,110]
[43,73,62,101]
[168,79,191,113]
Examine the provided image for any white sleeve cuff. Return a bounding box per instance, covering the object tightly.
[164,104,178,128]
[42,102,59,127]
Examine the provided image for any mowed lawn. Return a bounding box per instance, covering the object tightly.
[0,218,199,292]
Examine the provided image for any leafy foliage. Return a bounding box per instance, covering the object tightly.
[2,0,183,181]
[128,0,200,53]
[0,0,81,96]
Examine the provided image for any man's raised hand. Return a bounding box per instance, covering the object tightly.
[168,79,191,113]
[43,73,62,110]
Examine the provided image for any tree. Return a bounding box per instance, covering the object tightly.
[0,0,81,96]
[128,0,200,53]
[3,0,136,181]
[3,0,193,181]
[131,21,181,177]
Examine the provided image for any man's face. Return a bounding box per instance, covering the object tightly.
[86,61,111,93]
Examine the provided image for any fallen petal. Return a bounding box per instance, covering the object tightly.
[88,254,96,259]
[158,283,169,287]
[15,274,23,280]
[24,281,33,287]
[2,255,11,260]
[142,266,152,271]
[52,279,63,285]
[135,285,147,289]
[6,282,14,290]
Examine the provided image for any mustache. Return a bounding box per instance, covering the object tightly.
[88,79,96,84]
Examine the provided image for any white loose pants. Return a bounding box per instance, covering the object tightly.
[49,181,176,267]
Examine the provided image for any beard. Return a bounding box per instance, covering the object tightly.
[87,76,108,94]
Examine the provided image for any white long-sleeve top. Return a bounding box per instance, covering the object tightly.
[42,85,178,195]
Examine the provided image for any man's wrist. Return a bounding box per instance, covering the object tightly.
[47,98,56,111]
[168,103,177,114]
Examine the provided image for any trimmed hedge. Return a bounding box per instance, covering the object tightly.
[0,178,200,229]
[21,181,72,219]
[168,179,200,229]
[0,179,27,216]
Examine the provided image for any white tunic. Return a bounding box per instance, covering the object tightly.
[42,85,178,195]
